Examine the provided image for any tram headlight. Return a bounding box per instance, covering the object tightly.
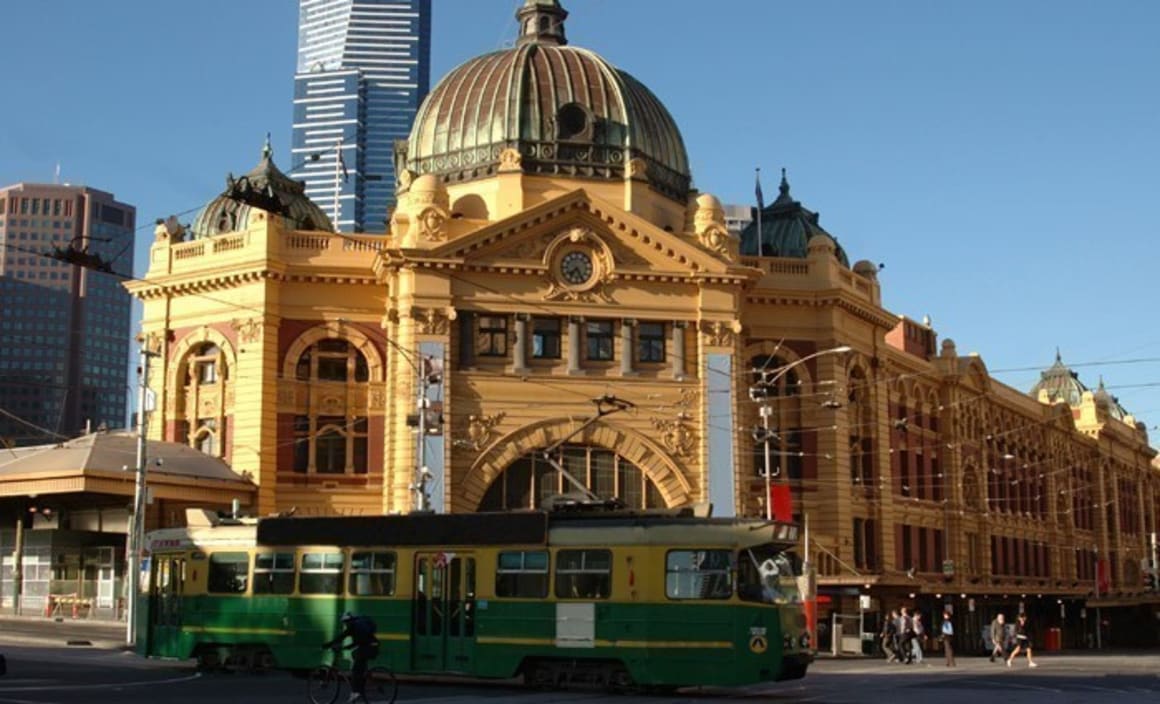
[799,633,811,649]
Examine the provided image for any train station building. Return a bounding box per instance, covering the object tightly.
[121,0,1159,647]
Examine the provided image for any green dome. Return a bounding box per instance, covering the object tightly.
[191,139,333,239]
[399,0,691,203]
[740,170,850,267]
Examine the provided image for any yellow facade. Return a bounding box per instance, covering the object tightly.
[127,0,1159,645]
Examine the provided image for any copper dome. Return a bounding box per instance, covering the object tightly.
[399,1,691,203]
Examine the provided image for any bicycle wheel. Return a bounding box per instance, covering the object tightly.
[364,667,398,704]
[307,666,344,704]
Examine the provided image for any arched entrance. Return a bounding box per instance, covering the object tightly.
[479,445,663,511]
[458,417,693,512]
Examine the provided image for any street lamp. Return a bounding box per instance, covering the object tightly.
[751,345,851,521]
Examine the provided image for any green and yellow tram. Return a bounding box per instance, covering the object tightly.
[138,506,812,688]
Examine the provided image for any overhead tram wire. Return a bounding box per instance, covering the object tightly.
[24,210,1157,472]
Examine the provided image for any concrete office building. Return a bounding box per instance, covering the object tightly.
[0,183,135,445]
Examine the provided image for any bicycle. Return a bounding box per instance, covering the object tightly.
[307,646,397,704]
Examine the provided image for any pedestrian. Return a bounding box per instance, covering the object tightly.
[898,607,915,664]
[989,613,1006,662]
[881,610,900,663]
[941,610,956,666]
[1006,613,1038,668]
[911,612,926,664]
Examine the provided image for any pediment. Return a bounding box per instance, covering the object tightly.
[422,189,741,278]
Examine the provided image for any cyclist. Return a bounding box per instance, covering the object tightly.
[322,612,380,703]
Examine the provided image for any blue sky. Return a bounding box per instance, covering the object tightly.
[1,0,1158,426]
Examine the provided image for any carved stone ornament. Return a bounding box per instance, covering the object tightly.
[627,157,648,180]
[463,412,506,451]
[370,388,386,409]
[962,470,980,510]
[414,308,452,336]
[651,413,696,458]
[498,147,523,173]
[231,317,263,345]
[417,206,449,242]
[277,387,296,406]
[700,320,739,348]
[697,224,731,256]
[320,395,344,415]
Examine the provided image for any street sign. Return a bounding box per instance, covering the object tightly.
[942,559,954,576]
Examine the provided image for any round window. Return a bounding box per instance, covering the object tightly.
[557,103,590,141]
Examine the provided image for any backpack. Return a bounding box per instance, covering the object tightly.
[351,615,377,641]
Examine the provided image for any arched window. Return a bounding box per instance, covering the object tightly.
[748,355,802,481]
[290,338,372,476]
[296,339,369,382]
[177,342,228,458]
[848,368,874,489]
[479,446,663,511]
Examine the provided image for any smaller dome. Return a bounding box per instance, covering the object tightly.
[1030,349,1087,406]
[740,169,849,266]
[191,137,333,239]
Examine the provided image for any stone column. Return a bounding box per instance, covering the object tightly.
[513,315,530,373]
[620,320,636,376]
[458,312,475,369]
[567,317,583,375]
[671,322,687,380]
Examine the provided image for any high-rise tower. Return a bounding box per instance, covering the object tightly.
[291,0,432,233]
[0,183,135,444]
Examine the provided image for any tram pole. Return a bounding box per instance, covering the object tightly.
[126,345,158,646]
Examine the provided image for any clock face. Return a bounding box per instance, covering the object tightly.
[560,250,594,285]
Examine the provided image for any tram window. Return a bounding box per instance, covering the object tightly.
[665,550,733,600]
[555,549,611,599]
[207,552,249,594]
[253,552,295,595]
[350,551,396,596]
[496,550,549,598]
[300,552,344,594]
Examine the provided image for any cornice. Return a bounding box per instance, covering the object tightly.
[745,290,898,329]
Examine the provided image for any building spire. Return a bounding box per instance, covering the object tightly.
[516,0,568,47]
[262,132,273,161]
[779,167,790,197]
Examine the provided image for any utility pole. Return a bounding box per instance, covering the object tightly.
[125,346,158,646]
[1094,547,1102,650]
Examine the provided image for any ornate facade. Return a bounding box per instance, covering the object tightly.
[126,0,1159,646]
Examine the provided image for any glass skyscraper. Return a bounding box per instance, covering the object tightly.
[0,184,134,445]
[291,0,432,233]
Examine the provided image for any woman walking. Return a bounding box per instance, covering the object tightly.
[941,611,956,666]
[1006,613,1038,668]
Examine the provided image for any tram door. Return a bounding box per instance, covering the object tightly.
[412,552,476,673]
[147,555,186,655]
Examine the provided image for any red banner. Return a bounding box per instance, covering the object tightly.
[1097,558,1110,595]
[770,484,793,523]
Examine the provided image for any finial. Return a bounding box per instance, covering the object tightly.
[262,132,273,160]
[779,167,790,196]
[516,0,568,47]
[1055,346,1061,363]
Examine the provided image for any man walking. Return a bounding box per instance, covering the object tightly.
[989,613,1006,663]
[911,611,926,664]
[941,610,956,667]
[881,610,900,663]
[897,608,915,664]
